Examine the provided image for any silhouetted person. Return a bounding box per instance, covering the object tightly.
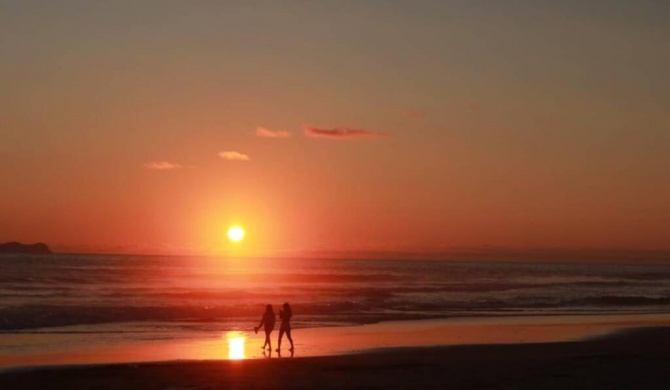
[277,302,294,352]
[255,304,275,351]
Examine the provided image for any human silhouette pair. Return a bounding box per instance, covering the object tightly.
[254,302,294,352]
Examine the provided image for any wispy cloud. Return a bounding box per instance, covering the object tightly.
[304,126,387,139]
[144,161,183,170]
[256,127,291,138]
[219,151,250,161]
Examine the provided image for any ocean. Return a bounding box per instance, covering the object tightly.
[1,254,669,347]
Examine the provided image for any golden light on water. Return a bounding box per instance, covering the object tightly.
[227,226,245,242]
[227,333,246,360]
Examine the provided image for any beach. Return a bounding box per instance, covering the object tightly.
[1,325,669,389]
[2,314,670,389]
[2,255,669,387]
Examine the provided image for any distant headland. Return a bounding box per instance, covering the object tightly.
[0,242,52,254]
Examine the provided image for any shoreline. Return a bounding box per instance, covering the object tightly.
[1,326,669,389]
[2,312,670,371]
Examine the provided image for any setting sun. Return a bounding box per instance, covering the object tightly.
[227,226,245,242]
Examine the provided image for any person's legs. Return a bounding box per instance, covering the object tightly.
[264,331,272,350]
[277,328,285,351]
[286,328,294,350]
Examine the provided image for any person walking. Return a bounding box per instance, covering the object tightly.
[277,302,294,352]
[254,304,276,351]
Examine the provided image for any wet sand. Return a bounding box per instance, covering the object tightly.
[3,313,670,369]
[1,326,669,389]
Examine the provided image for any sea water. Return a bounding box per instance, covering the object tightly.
[1,254,669,352]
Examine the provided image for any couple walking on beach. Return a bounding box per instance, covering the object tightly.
[255,302,294,352]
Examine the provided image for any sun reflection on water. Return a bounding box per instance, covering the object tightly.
[226,332,246,360]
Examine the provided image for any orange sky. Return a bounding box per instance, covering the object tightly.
[1,1,668,256]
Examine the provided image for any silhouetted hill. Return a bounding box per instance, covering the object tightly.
[0,242,52,254]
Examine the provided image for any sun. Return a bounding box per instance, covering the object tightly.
[227,226,245,242]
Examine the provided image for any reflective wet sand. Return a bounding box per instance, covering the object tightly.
[2,313,669,369]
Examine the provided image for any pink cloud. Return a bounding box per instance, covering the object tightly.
[256,127,291,138]
[304,126,387,139]
[218,151,250,161]
[144,161,182,170]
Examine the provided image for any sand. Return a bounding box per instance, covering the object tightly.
[1,326,669,389]
[4,313,670,369]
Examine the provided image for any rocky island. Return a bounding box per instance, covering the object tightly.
[0,242,52,254]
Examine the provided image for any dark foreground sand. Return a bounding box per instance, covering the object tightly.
[2,327,669,390]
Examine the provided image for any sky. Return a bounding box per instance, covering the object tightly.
[1,1,668,257]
